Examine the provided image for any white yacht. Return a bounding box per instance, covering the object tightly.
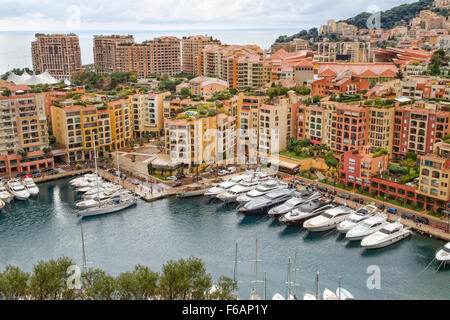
[345,214,389,241]
[303,294,317,300]
[279,198,334,227]
[435,242,450,263]
[22,176,39,196]
[237,187,297,216]
[216,180,259,203]
[303,205,353,232]
[267,190,314,217]
[7,179,30,200]
[272,293,285,300]
[0,184,14,203]
[337,204,378,234]
[175,183,209,198]
[236,179,286,203]
[361,221,412,249]
[204,174,250,198]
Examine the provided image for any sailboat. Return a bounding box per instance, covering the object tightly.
[77,134,137,217]
[303,271,320,300]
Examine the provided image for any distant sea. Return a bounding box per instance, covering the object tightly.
[0,28,301,75]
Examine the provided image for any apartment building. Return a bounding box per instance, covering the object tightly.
[199,45,266,90]
[258,103,288,163]
[182,35,221,75]
[164,111,236,166]
[270,39,309,54]
[417,141,450,206]
[0,93,53,175]
[339,145,389,188]
[93,35,135,74]
[51,100,131,163]
[93,35,181,77]
[317,42,372,63]
[31,34,82,81]
[330,104,369,154]
[130,92,171,137]
[236,94,263,163]
[392,105,450,157]
[368,106,395,155]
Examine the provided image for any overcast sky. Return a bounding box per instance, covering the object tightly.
[0,0,418,31]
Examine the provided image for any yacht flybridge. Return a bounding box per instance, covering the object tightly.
[22,176,39,196]
[279,197,334,227]
[267,190,313,217]
[216,180,259,203]
[237,187,297,216]
[435,242,450,264]
[303,205,353,232]
[204,174,250,198]
[337,204,378,234]
[360,220,412,249]
[7,179,30,200]
[345,214,389,241]
[236,179,286,204]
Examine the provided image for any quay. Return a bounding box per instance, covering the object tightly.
[30,166,450,242]
[290,174,450,242]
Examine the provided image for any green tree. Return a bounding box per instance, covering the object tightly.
[180,87,191,97]
[116,265,159,300]
[158,257,212,300]
[209,276,237,300]
[1,88,11,96]
[29,257,76,300]
[0,265,30,300]
[82,268,117,300]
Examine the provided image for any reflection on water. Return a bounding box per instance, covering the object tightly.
[0,178,449,300]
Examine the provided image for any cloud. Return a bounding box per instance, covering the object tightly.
[0,0,418,31]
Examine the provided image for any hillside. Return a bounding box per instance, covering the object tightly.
[343,0,434,29]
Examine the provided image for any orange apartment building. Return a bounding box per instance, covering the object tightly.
[0,93,53,176]
[93,35,181,77]
[330,104,369,154]
[181,35,221,75]
[31,34,82,81]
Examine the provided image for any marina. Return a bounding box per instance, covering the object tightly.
[0,176,449,300]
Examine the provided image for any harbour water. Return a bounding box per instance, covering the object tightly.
[0,177,449,300]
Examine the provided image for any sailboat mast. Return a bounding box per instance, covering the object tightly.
[315,271,320,300]
[92,131,100,207]
[233,241,238,292]
[263,271,267,300]
[293,248,298,298]
[287,257,291,299]
[338,276,342,300]
[80,218,87,272]
[254,235,258,294]
[116,150,121,186]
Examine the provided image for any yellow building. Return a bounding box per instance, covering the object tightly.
[51,99,132,163]
[130,92,171,137]
[368,106,395,155]
[418,141,450,203]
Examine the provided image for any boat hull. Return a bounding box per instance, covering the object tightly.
[361,232,411,249]
[77,200,137,217]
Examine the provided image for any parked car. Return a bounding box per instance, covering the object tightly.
[100,165,107,170]
[173,181,182,187]
[353,198,364,204]
[49,170,59,175]
[227,166,236,174]
[176,173,185,179]
[120,173,127,180]
[33,173,42,178]
[131,179,140,185]
[414,216,429,224]
[108,168,116,174]
[387,207,398,214]
[16,172,27,178]
[209,167,217,173]
[42,167,54,173]
[339,193,350,200]
[219,165,227,170]
[401,212,415,220]
[218,170,228,176]
[30,169,40,175]
[296,179,306,186]
[167,176,177,181]
[377,203,386,211]
[317,186,328,193]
